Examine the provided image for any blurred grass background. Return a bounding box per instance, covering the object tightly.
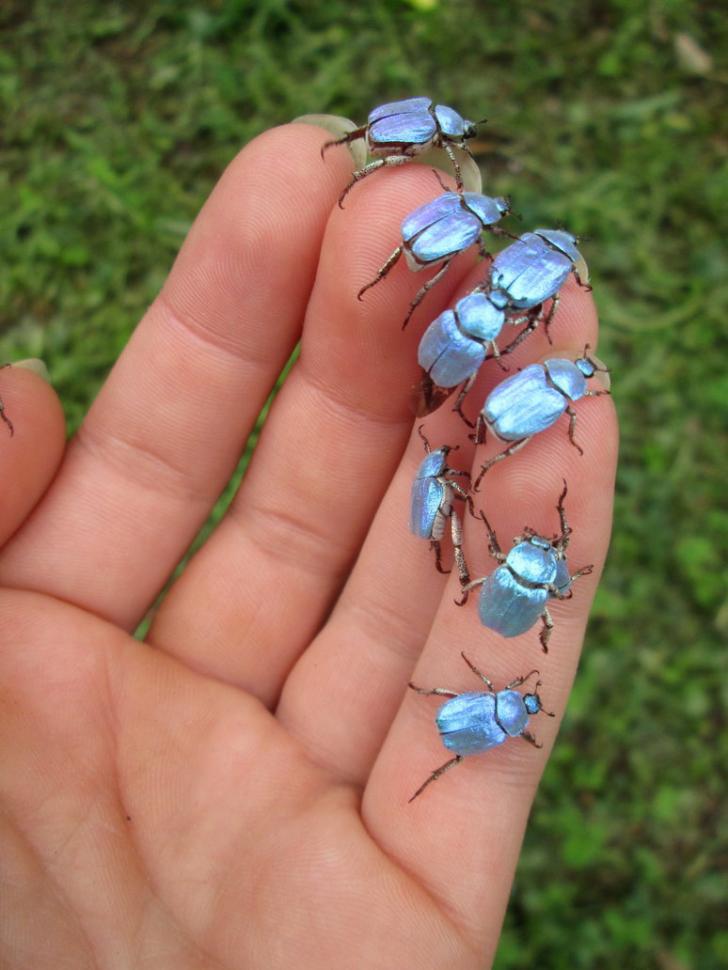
[1,0,726,966]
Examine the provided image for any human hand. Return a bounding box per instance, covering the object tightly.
[0,123,617,969]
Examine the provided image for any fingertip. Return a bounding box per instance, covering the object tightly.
[0,364,66,547]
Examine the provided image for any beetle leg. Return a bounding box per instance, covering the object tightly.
[555,479,572,550]
[454,576,485,606]
[416,423,432,454]
[408,683,459,698]
[449,480,471,506]
[520,730,543,749]
[453,382,478,430]
[450,508,470,586]
[564,406,584,456]
[402,258,452,330]
[468,413,488,446]
[459,651,496,692]
[357,246,403,301]
[505,670,540,690]
[0,364,12,436]
[320,125,368,159]
[570,564,594,581]
[542,293,560,344]
[450,484,478,524]
[473,437,531,492]
[539,608,554,653]
[451,372,477,423]
[0,396,13,437]
[430,539,450,575]
[408,755,463,803]
[338,152,415,208]
[442,142,463,191]
[585,389,611,397]
[489,340,510,372]
[478,238,493,261]
[478,509,506,562]
[498,305,543,357]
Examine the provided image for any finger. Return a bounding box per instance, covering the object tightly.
[276,273,600,784]
[0,124,353,627]
[0,363,66,547]
[363,364,617,960]
[148,164,480,698]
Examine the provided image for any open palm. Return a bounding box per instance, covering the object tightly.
[0,124,617,969]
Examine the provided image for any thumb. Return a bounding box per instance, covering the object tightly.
[0,361,66,548]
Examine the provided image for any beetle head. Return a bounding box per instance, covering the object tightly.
[577,344,610,382]
[524,680,555,718]
[523,693,541,715]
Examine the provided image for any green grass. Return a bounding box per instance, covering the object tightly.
[1,1,726,966]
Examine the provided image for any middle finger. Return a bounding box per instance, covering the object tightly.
[149,165,478,701]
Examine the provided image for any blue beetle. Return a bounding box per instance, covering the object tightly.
[358,188,511,329]
[489,228,589,346]
[469,348,611,490]
[457,481,593,651]
[415,228,590,417]
[415,285,516,417]
[408,652,554,801]
[410,427,473,581]
[321,97,480,206]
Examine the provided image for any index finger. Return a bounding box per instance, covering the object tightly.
[0,123,353,628]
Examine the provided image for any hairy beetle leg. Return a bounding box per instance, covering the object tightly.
[357,246,403,301]
[539,608,554,653]
[408,684,459,699]
[338,151,416,209]
[473,436,531,492]
[408,755,463,803]
[520,730,543,749]
[565,406,584,456]
[459,651,495,692]
[319,125,368,160]
[402,258,452,330]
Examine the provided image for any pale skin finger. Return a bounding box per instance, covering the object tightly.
[363,365,618,964]
[0,124,354,628]
[0,365,65,547]
[148,165,480,701]
[277,272,600,784]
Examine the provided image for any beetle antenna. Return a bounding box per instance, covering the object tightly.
[582,344,611,375]
[416,424,431,453]
[535,680,556,717]
[431,168,450,193]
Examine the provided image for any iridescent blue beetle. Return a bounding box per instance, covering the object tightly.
[470,348,611,491]
[489,227,589,344]
[410,427,472,581]
[457,482,593,651]
[415,228,590,416]
[408,652,553,801]
[358,189,511,329]
[321,97,480,206]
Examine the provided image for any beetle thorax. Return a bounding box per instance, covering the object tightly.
[494,689,529,737]
[506,539,559,587]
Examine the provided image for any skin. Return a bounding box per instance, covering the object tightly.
[0,123,618,969]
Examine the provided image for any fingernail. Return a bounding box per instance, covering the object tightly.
[589,354,611,391]
[293,113,368,169]
[12,358,50,382]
